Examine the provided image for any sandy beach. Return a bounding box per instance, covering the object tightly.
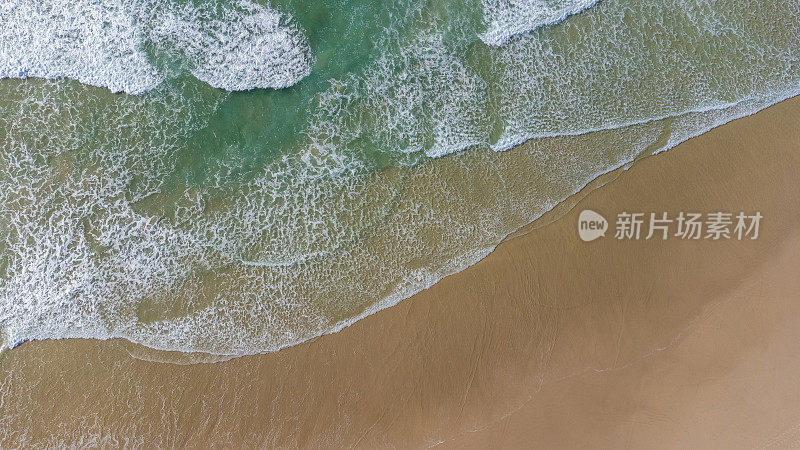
[1,96,800,447]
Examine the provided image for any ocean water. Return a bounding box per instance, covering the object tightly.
[0,0,798,355]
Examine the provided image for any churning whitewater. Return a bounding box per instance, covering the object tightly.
[0,0,313,93]
[480,0,603,46]
[0,0,799,355]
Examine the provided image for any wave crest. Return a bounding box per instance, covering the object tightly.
[480,0,602,46]
[0,0,313,94]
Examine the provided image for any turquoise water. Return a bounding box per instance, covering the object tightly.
[0,0,799,355]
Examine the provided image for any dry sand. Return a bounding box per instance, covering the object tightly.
[1,97,800,448]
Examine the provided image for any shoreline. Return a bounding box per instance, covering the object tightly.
[1,96,800,446]
[3,91,795,360]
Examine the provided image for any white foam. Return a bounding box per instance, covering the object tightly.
[0,0,312,94]
[480,0,603,46]
[152,0,312,91]
[0,0,162,94]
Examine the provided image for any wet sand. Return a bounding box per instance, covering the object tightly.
[1,97,800,447]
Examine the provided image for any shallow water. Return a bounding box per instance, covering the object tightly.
[0,0,798,355]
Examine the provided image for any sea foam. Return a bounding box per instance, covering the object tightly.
[0,0,162,94]
[0,0,312,94]
[480,0,603,46]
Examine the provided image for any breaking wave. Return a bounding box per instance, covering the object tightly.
[480,0,603,46]
[0,0,313,94]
